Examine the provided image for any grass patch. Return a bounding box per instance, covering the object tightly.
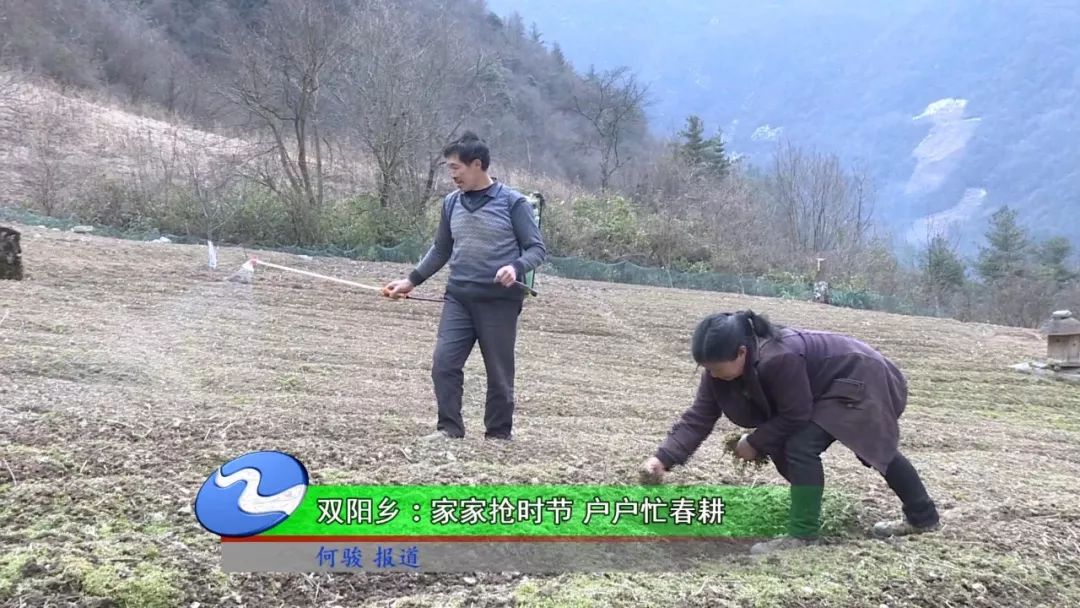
[70,558,183,608]
[514,539,1075,607]
[1,543,185,606]
[276,374,304,393]
[0,549,35,598]
[315,468,358,484]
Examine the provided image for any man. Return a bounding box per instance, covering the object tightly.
[384,131,546,440]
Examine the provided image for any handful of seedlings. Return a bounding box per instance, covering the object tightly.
[723,431,771,471]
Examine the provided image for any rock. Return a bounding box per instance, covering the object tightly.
[71,225,94,233]
[177,504,193,515]
[152,236,172,243]
[463,576,477,585]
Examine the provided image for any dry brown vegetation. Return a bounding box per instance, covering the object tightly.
[2,225,1078,607]
[0,77,375,218]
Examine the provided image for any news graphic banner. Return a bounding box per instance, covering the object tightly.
[194,451,795,573]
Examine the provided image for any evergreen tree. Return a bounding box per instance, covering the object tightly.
[551,43,567,70]
[678,115,708,166]
[975,206,1031,282]
[704,130,730,178]
[677,115,730,179]
[1035,235,1078,287]
[506,12,526,42]
[921,234,966,311]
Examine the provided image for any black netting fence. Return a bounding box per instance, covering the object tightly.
[539,255,937,316]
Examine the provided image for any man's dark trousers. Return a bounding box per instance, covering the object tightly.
[431,292,522,438]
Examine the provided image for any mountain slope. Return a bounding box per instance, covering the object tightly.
[487,0,1080,254]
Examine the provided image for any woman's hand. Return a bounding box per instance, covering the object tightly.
[734,434,759,461]
[639,456,667,485]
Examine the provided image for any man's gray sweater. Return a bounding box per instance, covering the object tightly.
[408,181,547,301]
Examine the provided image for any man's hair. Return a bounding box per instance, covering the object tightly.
[442,131,490,170]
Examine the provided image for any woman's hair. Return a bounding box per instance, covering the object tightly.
[690,310,780,364]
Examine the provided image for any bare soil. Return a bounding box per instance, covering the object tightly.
[2,225,1079,607]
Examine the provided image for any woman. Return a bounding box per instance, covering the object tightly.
[640,310,940,555]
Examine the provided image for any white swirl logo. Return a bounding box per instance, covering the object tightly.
[215,467,306,516]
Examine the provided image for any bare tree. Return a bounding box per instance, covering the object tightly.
[338,0,498,223]
[0,70,17,122]
[567,66,650,193]
[849,159,876,246]
[220,0,353,244]
[26,100,72,217]
[0,35,19,120]
[183,142,248,243]
[769,141,873,257]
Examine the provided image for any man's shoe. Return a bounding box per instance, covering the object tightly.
[872,518,940,538]
[749,536,818,556]
[421,430,461,441]
[484,433,512,442]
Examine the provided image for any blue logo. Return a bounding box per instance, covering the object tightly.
[193,451,309,537]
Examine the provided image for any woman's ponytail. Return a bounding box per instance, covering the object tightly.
[740,309,777,339]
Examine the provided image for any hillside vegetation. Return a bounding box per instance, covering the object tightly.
[0,0,1077,328]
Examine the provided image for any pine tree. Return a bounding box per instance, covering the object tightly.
[921,235,966,311]
[1035,236,1078,287]
[529,22,542,45]
[704,130,731,178]
[677,115,709,167]
[506,12,526,42]
[551,43,567,70]
[975,206,1031,282]
[677,115,729,179]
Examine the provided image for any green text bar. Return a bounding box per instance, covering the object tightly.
[259,485,804,538]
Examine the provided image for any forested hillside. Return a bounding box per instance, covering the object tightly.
[0,0,654,186]
[487,0,1080,254]
[0,0,1077,328]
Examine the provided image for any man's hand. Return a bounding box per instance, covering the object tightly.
[638,456,667,485]
[734,434,759,461]
[382,278,414,299]
[494,264,517,287]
